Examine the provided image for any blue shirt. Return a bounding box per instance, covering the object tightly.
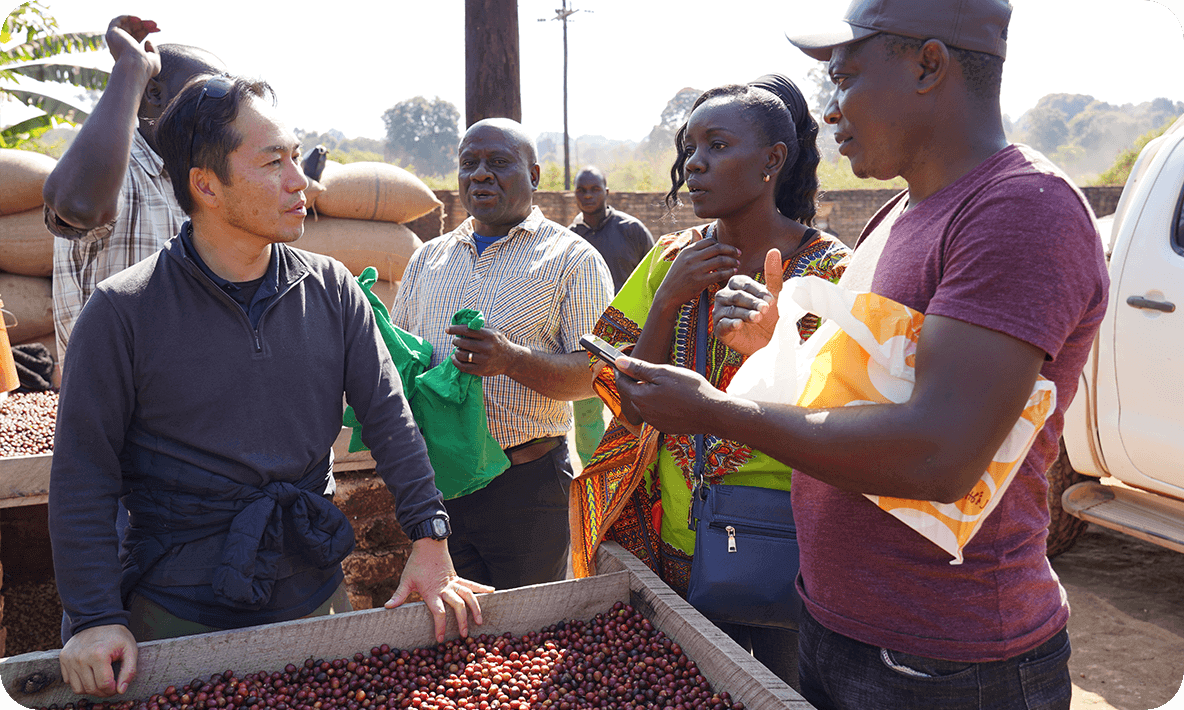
[180,222,280,329]
[472,232,504,256]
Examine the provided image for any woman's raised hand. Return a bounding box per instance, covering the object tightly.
[652,235,741,316]
[714,248,782,356]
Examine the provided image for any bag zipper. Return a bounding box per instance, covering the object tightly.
[708,521,797,553]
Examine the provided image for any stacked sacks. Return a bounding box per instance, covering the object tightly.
[0,150,58,364]
[0,149,56,277]
[299,160,440,305]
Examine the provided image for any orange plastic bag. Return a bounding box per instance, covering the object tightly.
[728,276,1056,564]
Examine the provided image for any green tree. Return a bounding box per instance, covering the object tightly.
[1024,106,1069,155]
[638,87,701,158]
[538,162,564,191]
[804,65,838,162]
[382,96,461,178]
[1,1,106,148]
[1092,119,1176,187]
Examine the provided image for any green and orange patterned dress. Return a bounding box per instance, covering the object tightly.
[570,224,849,595]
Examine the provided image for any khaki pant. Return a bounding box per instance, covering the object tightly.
[127,583,352,641]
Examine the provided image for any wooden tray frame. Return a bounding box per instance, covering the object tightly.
[0,542,810,709]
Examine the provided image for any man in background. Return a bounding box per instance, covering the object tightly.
[42,15,223,366]
[567,166,654,465]
[391,119,613,589]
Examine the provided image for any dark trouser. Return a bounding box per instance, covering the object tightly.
[714,620,800,691]
[444,440,573,589]
[126,583,352,642]
[798,605,1072,710]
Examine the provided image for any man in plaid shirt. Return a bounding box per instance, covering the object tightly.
[42,15,223,368]
[391,118,613,590]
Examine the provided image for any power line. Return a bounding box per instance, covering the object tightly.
[538,2,591,190]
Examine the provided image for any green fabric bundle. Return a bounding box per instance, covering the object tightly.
[344,268,509,499]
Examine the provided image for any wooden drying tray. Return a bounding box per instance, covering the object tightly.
[0,542,811,709]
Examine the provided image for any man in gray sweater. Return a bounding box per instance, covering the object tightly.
[49,73,489,698]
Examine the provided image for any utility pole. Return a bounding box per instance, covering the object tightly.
[540,2,588,190]
[466,0,522,126]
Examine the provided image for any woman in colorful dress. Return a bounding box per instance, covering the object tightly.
[570,75,849,688]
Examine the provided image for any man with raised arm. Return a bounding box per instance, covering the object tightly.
[42,15,223,366]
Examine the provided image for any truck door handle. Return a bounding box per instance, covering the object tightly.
[1126,295,1176,313]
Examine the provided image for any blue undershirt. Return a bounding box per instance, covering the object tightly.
[180,222,280,329]
[472,232,504,256]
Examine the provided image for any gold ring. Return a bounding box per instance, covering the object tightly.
[467,352,473,363]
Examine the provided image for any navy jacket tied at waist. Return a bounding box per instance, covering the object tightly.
[120,450,354,611]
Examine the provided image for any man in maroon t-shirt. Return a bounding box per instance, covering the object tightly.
[608,1,1109,708]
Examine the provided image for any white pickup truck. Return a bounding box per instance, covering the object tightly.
[1045,113,1184,557]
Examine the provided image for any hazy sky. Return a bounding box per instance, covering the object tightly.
[5,0,1184,144]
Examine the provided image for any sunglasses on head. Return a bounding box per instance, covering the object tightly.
[188,74,233,167]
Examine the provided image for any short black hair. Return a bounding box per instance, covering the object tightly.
[156,44,222,85]
[156,74,275,214]
[666,84,821,226]
[575,166,606,186]
[880,33,1003,102]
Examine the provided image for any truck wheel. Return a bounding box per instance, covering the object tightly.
[1045,439,1090,558]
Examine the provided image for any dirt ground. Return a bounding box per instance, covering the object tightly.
[1054,525,1184,710]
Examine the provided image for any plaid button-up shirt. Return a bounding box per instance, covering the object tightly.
[46,130,187,362]
[391,207,613,449]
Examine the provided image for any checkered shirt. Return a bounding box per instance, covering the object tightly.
[45,130,188,362]
[391,207,613,449]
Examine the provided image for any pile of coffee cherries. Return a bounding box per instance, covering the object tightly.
[0,390,57,457]
[40,602,746,710]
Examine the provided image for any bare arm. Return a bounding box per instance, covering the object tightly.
[448,325,597,401]
[42,16,159,230]
[615,315,1046,503]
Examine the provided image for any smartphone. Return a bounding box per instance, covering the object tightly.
[580,334,625,371]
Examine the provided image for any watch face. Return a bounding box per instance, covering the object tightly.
[431,517,449,538]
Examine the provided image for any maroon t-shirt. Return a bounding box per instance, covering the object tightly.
[794,145,1109,661]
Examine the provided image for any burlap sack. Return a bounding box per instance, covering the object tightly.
[0,149,56,216]
[304,178,325,211]
[0,208,54,277]
[316,161,442,224]
[297,217,422,284]
[0,272,54,343]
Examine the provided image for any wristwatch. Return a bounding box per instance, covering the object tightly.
[408,514,451,541]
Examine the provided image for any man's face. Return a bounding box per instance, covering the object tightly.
[574,172,607,216]
[825,36,925,182]
[458,125,539,236]
[214,98,308,245]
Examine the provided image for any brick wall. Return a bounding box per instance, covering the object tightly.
[424,186,1124,248]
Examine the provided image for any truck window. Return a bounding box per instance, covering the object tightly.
[1176,183,1184,253]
